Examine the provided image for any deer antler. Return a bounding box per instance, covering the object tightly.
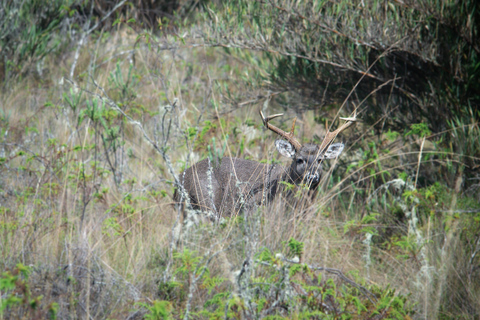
[319,110,359,153]
[259,111,302,150]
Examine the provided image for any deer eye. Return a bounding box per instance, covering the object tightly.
[296,158,304,165]
[317,158,323,164]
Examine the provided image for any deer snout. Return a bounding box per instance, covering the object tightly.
[304,171,320,184]
[306,161,322,184]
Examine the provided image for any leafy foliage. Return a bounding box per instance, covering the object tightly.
[0,264,58,319]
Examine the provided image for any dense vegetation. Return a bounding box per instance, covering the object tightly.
[0,0,479,319]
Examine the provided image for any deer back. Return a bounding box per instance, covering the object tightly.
[176,158,220,213]
[215,157,285,214]
[176,157,285,216]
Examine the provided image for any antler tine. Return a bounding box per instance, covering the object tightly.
[259,111,302,150]
[260,111,284,124]
[319,110,359,153]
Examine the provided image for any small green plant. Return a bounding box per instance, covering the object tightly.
[405,122,431,138]
[173,249,202,278]
[287,237,304,259]
[389,234,425,264]
[101,217,124,238]
[207,135,228,165]
[197,120,217,144]
[344,212,379,237]
[279,180,295,191]
[0,264,58,319]
[63,88,83,114]
[108,62,139,102]
[137,300,173,320]
[385,129,400,141]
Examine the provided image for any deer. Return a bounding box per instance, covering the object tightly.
[174,110,357,219]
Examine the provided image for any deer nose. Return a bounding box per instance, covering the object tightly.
[305,172,319,184]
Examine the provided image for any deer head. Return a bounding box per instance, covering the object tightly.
[259,110,357,189]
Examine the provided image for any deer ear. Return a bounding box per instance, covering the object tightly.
[275,140,296,158]
[323,143,345,159]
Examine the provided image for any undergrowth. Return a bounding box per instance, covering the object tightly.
[1,1,479,319]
